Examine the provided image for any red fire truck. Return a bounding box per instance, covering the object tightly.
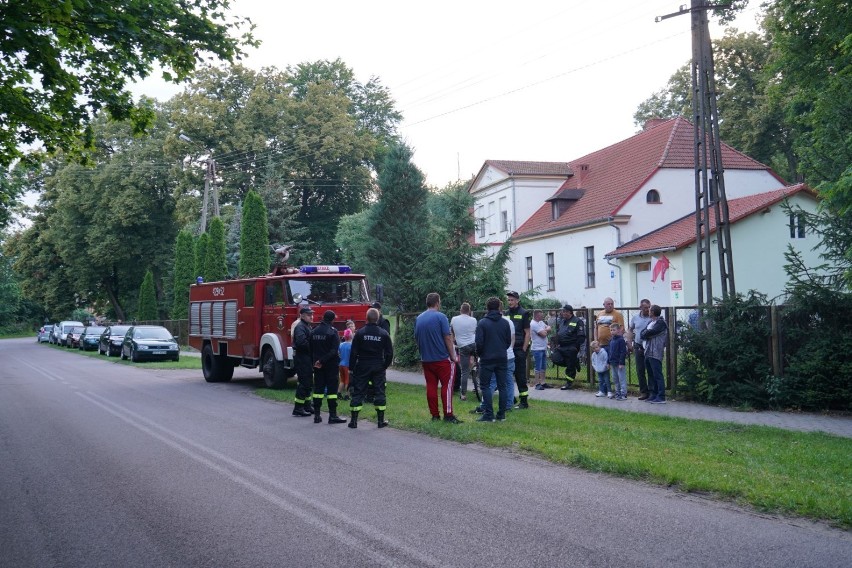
[188,265,372,388]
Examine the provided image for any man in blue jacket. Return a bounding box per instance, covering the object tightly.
[474,297,513,422]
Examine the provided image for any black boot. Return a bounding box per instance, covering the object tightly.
[313,398,323,423]
[348,410,359,429]
[376,409,388,428]
[292,402,311,417]
[515,394,529,409]
[327,400,347,424]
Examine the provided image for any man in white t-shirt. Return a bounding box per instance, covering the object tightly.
[450,303,478,401]
[530,309,551,390]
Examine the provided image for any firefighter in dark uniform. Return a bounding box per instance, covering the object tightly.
[556,304,586,389]
[505,291,532,408]
[310,310,347,424]
[292,307,314,417]
[348,307,394,429]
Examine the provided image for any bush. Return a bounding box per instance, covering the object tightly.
[394,315,420,368]
[678,292,773,408]
[768,289,852,411]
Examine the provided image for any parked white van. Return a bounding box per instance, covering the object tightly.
[57,321,84,346]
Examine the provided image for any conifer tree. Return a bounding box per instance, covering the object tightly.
[137,269,158,321]
[365,143,430,313]
[195,233,210,281]
[205,217,228,282]
[240,190,271,277]
[172,230,195,319]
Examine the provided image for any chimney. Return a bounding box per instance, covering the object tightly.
[577,163,590,187]
[643,117,668,131]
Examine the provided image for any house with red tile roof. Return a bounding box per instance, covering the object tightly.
[605,184,820,306]
[468,117,801,308]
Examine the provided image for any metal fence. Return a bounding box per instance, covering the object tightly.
[398,304,789,396]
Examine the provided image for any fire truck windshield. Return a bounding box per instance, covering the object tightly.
[287,278,369,305]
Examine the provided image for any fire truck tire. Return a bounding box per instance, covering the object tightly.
[202,344,233,382]
[261,349,287,389]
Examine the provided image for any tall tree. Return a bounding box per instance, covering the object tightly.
[205,217,228,282]
[255,158,312,264]
[763,0,852,187]
[0,0,256,168]
[239,190,271,277]
[137,270,158,321]
[195,233,210,281]
[365,144,430,312]
[172,230,195,319]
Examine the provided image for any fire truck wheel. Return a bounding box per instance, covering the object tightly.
[262,349,287,389]
[202,344,233,383]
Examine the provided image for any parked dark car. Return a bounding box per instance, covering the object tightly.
[66,326,86,348]
[79,326,106,351]
[120,325,180,362]
[99,325,131,357]
[37,324,54,343]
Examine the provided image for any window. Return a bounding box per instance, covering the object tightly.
[646,189,661,204]
[546,253,555,291]
[789,213,806,238]
[585,246,595,288]
[488,201,495,235]
[244,284,255,307]
[477,206,485,238]
[526,256,533,290]
[499,196,508,232]
[551,201,559,221]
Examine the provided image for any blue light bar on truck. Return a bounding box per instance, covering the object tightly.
[299,265,352,274]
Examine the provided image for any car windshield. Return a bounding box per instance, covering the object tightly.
[71,326,85,333]
[109,326,131,337]
[84,327,106,335]
[134,327,174,340]
[286,278,369,305]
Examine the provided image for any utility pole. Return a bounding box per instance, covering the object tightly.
[180,133,218,234]
[657,1,736,306]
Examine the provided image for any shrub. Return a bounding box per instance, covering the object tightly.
[678,292,773,408]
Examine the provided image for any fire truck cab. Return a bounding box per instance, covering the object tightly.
[188,265,372,388]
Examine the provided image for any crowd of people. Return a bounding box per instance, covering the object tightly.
[289,293,668,429]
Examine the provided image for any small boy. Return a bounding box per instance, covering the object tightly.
[338,328,352,400]
[608,323,628,400]
[590,341,612,398]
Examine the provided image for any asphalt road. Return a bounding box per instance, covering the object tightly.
[1,337,849,567]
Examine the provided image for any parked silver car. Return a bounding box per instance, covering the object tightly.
[37,324,54,343]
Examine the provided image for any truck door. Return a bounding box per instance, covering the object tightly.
[239,283,259,359]
[261,280,287,349]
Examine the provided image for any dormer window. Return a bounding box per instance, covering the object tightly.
[547,188,585,220]
[646,189,661,204]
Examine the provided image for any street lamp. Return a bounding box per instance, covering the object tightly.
[178,133,219,233]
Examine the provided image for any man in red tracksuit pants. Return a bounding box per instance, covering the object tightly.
[413,292,462,424]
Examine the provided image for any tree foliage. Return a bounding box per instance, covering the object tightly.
[239,190,270,277]
[365,143,430,313]
[0,0,256,168]
[195,233,210,281]
[172,230,195,319]
[205,217,228,282]
[137,270,158,321]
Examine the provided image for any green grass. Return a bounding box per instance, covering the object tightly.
[44,342,201,370]
[256,381,852,529]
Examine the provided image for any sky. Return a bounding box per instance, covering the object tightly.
[133,0,765,188]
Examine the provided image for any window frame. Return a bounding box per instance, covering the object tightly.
[585,246,596,288]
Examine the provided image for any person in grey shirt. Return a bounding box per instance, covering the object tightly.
[451,303,478,401]
[629,299,653,400]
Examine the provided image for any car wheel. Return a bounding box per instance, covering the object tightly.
[261,348,287,389]
[172,354,180,362]
[131,347,139,362]
[120,347,127,360]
